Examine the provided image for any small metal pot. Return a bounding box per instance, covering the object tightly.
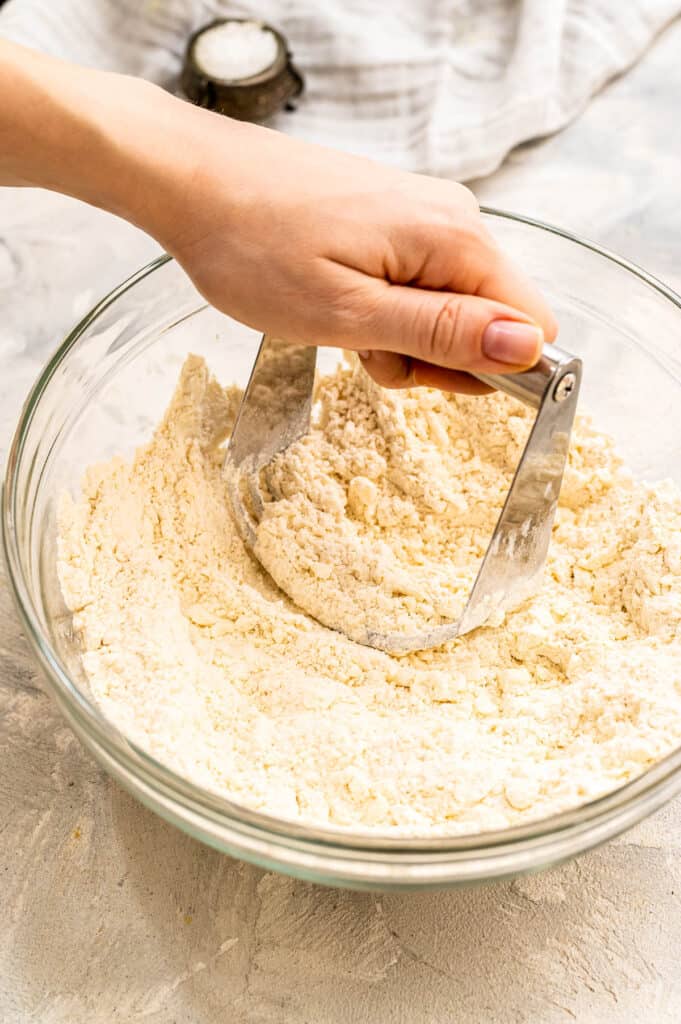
[181,18,304,122]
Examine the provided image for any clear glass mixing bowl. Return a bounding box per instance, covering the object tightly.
[4,209,681,890]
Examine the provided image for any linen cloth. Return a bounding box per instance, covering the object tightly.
[1,0,679,179]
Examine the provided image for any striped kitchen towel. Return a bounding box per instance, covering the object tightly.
[1,0,679,179]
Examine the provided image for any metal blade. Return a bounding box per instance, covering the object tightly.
[367,348,581,654]
[458,354,581,634]
[227,335,317,471]
[225,336,317,546]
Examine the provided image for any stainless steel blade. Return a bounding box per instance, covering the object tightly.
[225,336,317,547]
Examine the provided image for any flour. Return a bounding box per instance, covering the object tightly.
[57,355,681,834]
[253,361,512,642]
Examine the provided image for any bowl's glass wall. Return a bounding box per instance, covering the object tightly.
[490,216,681,479]
[6,213,681,887]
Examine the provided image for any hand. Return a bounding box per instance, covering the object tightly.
[146,112,557,393]
[0,42,557,393]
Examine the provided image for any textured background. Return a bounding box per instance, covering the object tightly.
[2,15,681,1024]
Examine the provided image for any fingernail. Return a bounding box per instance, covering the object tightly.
[482,320,543,366]
[358,351,370,360]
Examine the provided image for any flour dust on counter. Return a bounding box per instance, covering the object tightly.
[57,354,681,835]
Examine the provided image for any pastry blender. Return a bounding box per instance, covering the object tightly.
[225,336,581,654]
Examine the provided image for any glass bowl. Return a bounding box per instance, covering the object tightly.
[4,209,681,891]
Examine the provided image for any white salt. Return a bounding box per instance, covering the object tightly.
[193,20,279,82]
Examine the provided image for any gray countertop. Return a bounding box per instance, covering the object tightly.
[2,19,681,1024]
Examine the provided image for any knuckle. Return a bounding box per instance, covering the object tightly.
[452,182,480,213]
[452,219,498,293]
[457,214,491,251]
[319,282,378,342]
[422,297,468,365]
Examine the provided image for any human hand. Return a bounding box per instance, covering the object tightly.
[145,110,557,393]
[0,41,556,393]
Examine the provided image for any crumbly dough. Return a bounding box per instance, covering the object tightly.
[253,360,504,642]
[57,355,681,834]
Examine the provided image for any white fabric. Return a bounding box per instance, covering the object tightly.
[1,0,679,179]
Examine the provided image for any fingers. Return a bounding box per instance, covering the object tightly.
[362,284,544,375]
[315,264,545,391]
[474,244,558,343]
[386,203,558,344]
[411,361,493,394]
[358,351,493,394]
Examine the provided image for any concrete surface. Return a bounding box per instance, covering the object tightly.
[2,17,681,1024]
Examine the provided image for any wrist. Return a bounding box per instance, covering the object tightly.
[73,72,203,238]
[117,92,251,254]
[99,77,257,257]
[0,40,224,246]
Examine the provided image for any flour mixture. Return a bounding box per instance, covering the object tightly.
[57,355,681,834]
[253,357,510,642]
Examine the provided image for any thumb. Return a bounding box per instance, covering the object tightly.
[364,284,545,376]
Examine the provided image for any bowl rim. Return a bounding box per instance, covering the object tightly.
[4,205,681,864]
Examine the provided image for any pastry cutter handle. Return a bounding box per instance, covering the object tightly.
[475,342,579,410]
